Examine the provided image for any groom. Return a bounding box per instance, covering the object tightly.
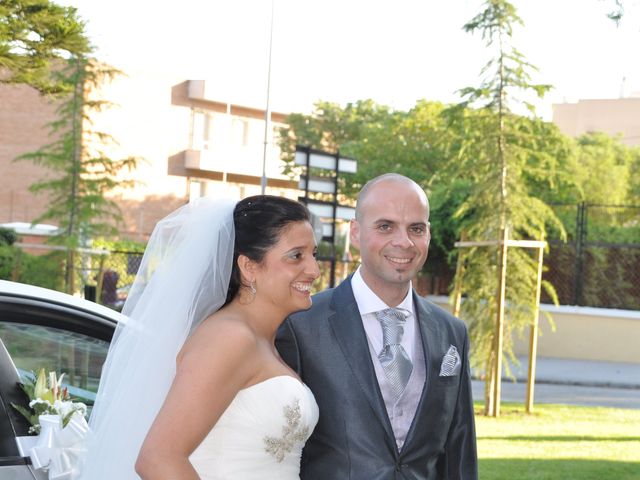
[277,173,478,479]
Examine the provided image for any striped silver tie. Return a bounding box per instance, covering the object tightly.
[376,308,413,399]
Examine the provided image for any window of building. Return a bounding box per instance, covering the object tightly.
[232,118,249,146]
[189,180,206,201]
[191,111,215,150]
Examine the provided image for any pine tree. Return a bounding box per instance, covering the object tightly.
[19,57,139,293]
[447,0,564,415]
[0,0,90,94]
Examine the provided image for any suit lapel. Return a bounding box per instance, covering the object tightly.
[414,292,440,392]
[327,278,396,442]
[402,293,441,451]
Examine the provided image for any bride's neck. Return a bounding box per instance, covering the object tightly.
[227,297,285,341]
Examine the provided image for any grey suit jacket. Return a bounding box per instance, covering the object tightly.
[276,277,478,480]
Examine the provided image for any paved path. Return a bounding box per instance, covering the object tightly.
[506,356,640,389]
[471,355,640,409]
[471,380,640,409]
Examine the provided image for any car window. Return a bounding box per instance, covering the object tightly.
[0,322,109,407]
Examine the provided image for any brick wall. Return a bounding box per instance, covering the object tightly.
[1,74,300,241]
[0,83,60,224]
[0,79,191,239]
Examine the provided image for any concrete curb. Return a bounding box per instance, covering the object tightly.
[471,374,640,390]
[471,356,640,390]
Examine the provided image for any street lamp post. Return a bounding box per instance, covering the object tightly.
[261,0,275,194]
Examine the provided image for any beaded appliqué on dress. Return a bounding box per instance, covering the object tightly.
[263,398,309,462]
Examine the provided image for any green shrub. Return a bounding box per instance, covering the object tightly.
[0,245,17,279]
[0,246,64,290]
[18,251,65,291]
[0,228,18,246]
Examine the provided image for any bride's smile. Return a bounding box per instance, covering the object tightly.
[250,220,320,317]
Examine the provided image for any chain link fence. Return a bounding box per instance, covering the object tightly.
[4,202,638,311]
[391,202,640,310]
[93,251,143,310]
[542,203,640,310]
[0,244,144,311]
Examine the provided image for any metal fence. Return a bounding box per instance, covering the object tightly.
[403,202,640,310]
[5,202,638,311]
[541,203,640,310]
[0,244,144,311]
[106,204,640,311]
[94,251,143,310]
[81,202,640,311]
[102,255,363,307]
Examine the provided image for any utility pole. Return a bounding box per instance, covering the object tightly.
[261,0,275,194]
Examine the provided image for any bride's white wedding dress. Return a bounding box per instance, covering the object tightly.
[190,376,318,480]
[81,201,318,480]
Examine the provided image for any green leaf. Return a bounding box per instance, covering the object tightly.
[10,402,38,428]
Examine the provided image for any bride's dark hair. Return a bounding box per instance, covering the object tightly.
[224,195,311,305]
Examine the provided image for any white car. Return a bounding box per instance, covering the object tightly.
[0,280,123,479]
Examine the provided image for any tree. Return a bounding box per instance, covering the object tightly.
[280,99,455,197]
[448,0,566,415]
[281,100,401,195]
[0,0,90,94]
[278,95,577,296]
[3,0,139,294]
[629,146,640,204]
[606,0,625,24]
[571,132,636,205]
[18,57,139,293]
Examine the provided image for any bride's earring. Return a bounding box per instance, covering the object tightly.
[250,280,257,295]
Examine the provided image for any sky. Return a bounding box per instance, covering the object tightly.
[60,0,640,120]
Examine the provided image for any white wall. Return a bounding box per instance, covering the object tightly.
[428,296,640,363]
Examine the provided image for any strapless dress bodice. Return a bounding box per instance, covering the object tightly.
[190,375,318,480]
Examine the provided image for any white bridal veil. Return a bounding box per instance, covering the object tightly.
[80,197,236,479]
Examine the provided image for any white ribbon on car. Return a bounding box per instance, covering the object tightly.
[29,413,89,480]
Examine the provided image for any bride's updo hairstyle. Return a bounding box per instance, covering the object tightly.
[224,195,311,305]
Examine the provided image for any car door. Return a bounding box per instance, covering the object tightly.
[0,285,118,479]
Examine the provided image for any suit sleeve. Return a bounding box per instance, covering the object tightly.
[275,318,303,376]
[445,325,478,479]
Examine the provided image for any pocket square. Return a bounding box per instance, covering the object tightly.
[439,345,461,377]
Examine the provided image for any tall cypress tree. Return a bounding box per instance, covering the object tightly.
[446,0,564,415]
[19,57,139,293]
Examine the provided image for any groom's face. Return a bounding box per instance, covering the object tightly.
[350,179,430,299]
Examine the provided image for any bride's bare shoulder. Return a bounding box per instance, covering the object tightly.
[175,309,259,400]
[179,308,257,360]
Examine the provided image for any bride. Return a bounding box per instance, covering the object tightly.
[80,195,320,479]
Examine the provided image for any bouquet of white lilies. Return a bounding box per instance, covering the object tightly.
[13,368,87,434]
[12,368,89,480]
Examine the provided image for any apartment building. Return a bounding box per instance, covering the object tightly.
[0,74,298,241]
[552,96,640,146]
[168,80,295,204]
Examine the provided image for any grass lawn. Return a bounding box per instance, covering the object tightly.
[475,403,640,480]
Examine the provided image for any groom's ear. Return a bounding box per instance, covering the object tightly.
[350,219,361,250]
